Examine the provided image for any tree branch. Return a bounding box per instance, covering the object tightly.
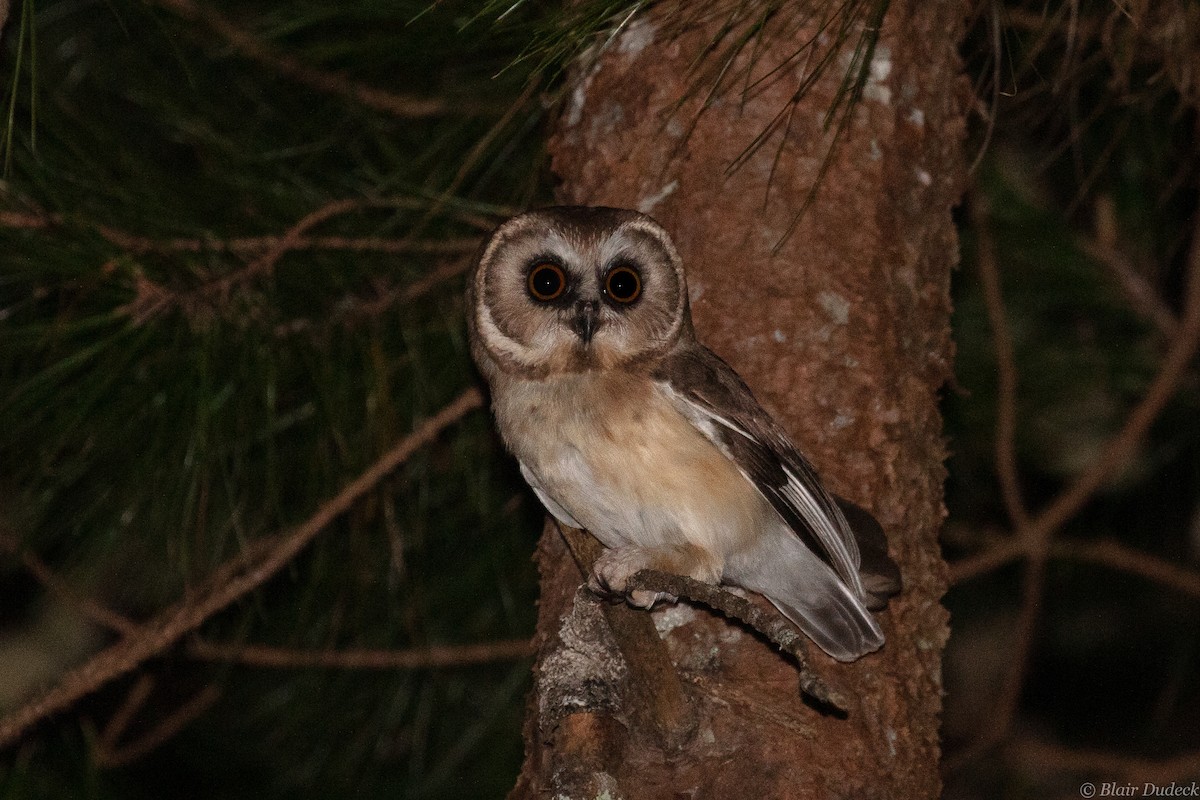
[554,522,696,748]
[0,210,481,257]
[186,637,533,669]
[94,684,222,768]
[970,188,1030,528]
[0,388,483,751]
[1054,539,1200,599]
[1024,211,1200,544]
[145,0,491,118]
[113,197,490,324]
[17,550,139,637]
[952,188,1200,768]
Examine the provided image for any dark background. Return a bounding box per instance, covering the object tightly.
[1,1,1197,797]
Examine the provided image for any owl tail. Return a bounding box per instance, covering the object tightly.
[833,495,903,611]
[727,526,888,663]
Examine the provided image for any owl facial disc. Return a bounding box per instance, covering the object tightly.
[469,206,688,376]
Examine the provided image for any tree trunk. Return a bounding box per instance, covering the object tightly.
[511,2,965,797]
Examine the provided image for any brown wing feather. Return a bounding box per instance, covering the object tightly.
[655,343,899,602]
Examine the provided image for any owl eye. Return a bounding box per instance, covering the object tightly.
[527,263,566,302]
[604,266,641,304]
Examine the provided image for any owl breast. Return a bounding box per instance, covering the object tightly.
[494,369,768,565]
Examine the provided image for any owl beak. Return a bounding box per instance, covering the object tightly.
[570,300,599,344]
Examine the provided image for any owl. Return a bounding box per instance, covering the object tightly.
[467,206,900,662]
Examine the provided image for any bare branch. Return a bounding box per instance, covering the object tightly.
[1,210,480,257]
[554,522,696,748]
[953,209,1200,768]
[186,638,533,669]
[970,188,1030,529]
[1027,207,1200,543]
[1055,539,1200,599]
[145,0,490,118]
[94,684,222,768]
[1081,195,1177,337]
[949,537,1026,585]
[97,674,156,754]
[0,388,483,750]
[114,198,489,324]
[16,550,139,637]
[952,533,1200,601]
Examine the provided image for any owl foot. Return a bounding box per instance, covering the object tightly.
[589,546,676,609]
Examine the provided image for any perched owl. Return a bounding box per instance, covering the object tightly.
[468,206,900,662]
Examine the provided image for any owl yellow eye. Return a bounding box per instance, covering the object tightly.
[527,263,566,302]
[604,266,641,304]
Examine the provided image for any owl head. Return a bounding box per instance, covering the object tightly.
[469,206,691,378]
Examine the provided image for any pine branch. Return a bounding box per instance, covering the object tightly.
[948,190,1200,770]
[186,637,534,669]
[94,682,222,768]
[0,210,481,256]
[0,388,483,751]
[145,0,491,118]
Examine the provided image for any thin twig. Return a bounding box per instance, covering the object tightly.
[952,535,1200,602]
[97,674,156,754]
[1055,539,1200,599]
[1080,235,1178,337]
[186,637,533,669]
[954,189,1200,768]
[971,189,1030,529]
[206,199,389,299]
[94,684,222,768]
[18,551,139,636]
[117,197,489,323]
[0,388,483,751]
[1025,208,1200,544]
[966,185,1041,756]
[1080,195,1177,337]
[145,0,490,118]
[948,537,1025,585]
[354,258,475,321]
[0,210,480,257]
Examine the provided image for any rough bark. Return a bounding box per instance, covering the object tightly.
[512,2,966,797]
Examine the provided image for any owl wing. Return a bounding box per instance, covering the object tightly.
[655,343,882,602]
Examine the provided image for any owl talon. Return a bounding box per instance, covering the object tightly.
[588,576,674,610]
[589,546,680,609]
[628,588,676,609]
[593,546,649,593]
